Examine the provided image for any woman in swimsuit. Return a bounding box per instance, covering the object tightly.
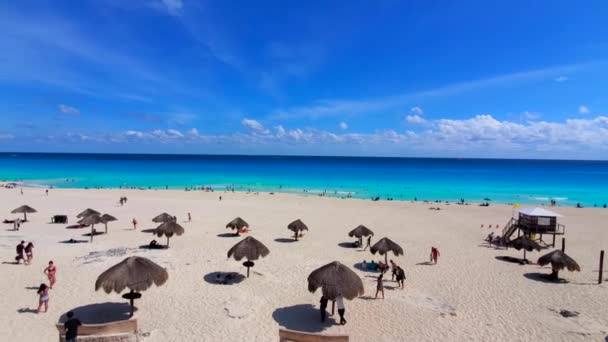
[44,261,57,289]
[36,283,49,313]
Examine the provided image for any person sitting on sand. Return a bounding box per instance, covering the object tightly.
[25,242,34,265]
[44,261,57,289]
[486,232,494,243]
[36,283,49,313]
[16,241,26,264]
[378,260,389,273]
[375,273,385,299]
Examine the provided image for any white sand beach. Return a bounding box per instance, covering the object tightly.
[1,187,607,341]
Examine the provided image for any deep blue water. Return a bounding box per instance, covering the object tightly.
[0,153,607,206]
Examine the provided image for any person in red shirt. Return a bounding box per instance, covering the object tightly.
[430,247,440,264]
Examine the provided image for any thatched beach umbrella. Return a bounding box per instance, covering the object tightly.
[307,261,364,300]
[227,236,269,277]
[537,250,581,280]
[348,225,374,245]
[154,221,185,247]
[370,237,404,264]
[100,214,117,234]
[79,214,104,242]
[77,208,100,218]
[509,235,541,262]
[11,205,37,221]
[226,217,249,236]
[287,219,308,241]
[95,256,168,317]
[152,212,174,223]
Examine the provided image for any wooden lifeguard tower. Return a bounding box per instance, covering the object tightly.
[502,207,565,247]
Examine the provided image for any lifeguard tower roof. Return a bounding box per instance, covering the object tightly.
[517,207,563,218]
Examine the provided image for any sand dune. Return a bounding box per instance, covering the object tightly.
[1,187,607,341]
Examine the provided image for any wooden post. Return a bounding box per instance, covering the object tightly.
[552,234,556,247]
[561,238,565,252]
[331,300,335,315]
[599,250,605,285]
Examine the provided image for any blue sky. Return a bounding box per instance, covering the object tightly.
[1,0,608,159]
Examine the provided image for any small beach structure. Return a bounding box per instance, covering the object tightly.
[537,250,581,281]
[77,208,100,218]
[95,256,168,317]
[100,214,117,234]
[227,236,269,277]
[348,225,374,246]
[152,212,174,223]
[79,214,104,242]
[307,261,364,300]
[154,221,185,247]
[11,205,37,221]
[226,217,249,236]
[509,235,542,262]
[370,237,404,264]
[502,207,565,246]
[287,219,308,241]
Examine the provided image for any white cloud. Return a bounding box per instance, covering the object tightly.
[241,118,269,133]
[579,105,590,115]
[161,0,183,16]
[338,121,348,130]
[166,129,184,138]
[275,125,286,137]
[405,115,426,124]
[522,111,541,120]
[410,106,424,116]
[58,104,80,115]
[187,128,200,137]
[554,76,568,82]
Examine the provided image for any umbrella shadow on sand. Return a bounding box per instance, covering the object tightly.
[217,233,237,238]
[274,238,296,243]
[203,272,245,285]
[337,242,358,249]
[58,302,137,324]
[141,228,157,233]
[272,304,335,333]
[523,272,569,284]
[353,262,380,273]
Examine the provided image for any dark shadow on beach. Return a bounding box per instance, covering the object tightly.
[203,272,245,285]
[25,286,39,290]
[66,225,86,229]
[358,295,376,301]
[59,302,137,324]
[523,272,569,284]
[274,238,296,243]
[139,244,168,250]
[416,261,434,266]
[17,308,38,314]
[353,262,380,273]
[217,233,237,238]
[2,261,20,265]
[60,239,88,244]
[337,242,358,249]
[495,256,525,265]
[141,228,157,233]
[272,304,334,332]
[82,231,105,237]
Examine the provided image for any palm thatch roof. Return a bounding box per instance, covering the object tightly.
[155,221,185,238]
[307,261,364,300]
[11,205,37,214]
[509,236,542,251]
[348,225,374,238]
[287,219,309,233]
[100,214,118,223]
[370,237,404,257]
[78,214,104,226]
[77,208,100,218]
[226,217,249,231]
[95,256,168,294]
[537,250,581,272]
[227,236,269,261]
[152,213,174,223]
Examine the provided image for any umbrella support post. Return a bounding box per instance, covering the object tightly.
[129,290,135,317]
[166,237,170,248]
[246,266,250,278]
[90,225,94,243]
[599,250,604,285]
[552,234,556,247]
[105,223,108,234]
[561,238,565,252]
[331,300,335,316]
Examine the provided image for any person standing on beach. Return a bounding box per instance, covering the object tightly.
[336,294,346,325]
[36,283,49,313]
[132,218,137,230]
[390,260,398,281]
[430,247,440,264]
[375,273,385,299]
[44,261,57,289]
[25,242,34,265]
[363,235,372,251]
[45,189,48,196]
[64,311,82,342]
[16,241,25,264]
[396,267,405,289]
[319,296,328,322]
[188,212,191,222]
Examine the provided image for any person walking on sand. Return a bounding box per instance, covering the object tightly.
[16,240,25,264]
[36,283,49,313]
[44,261,57,289]
[132,218,137,230]
[375,273,385,299]
[430,246,440,264]
[336,294,346,325]
[319,296,328,322]
[25,242,34,265]
[64,311,82,342]
[363,235,372,251]
[396,266,405,289]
